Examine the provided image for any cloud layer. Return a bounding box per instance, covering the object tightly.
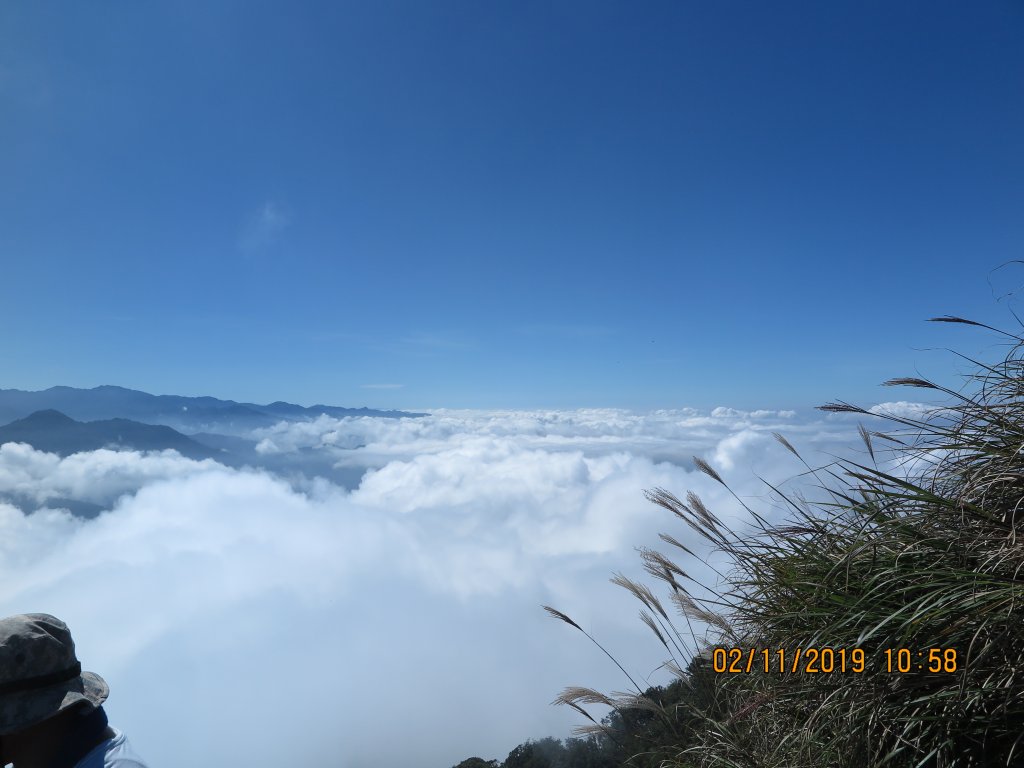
[0,404,907,768]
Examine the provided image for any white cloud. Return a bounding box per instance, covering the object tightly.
[0,443,221,505]
[868,400,951,420]
[710,429,772,473]
[0,404,893,768]
[711,406,745,418]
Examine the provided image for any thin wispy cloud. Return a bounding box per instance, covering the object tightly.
[516,324,619,339]
[238,201,291,253]
[399,332,476,351]
[315,332,476,357]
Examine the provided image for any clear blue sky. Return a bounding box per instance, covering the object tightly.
[2,1,1022,410]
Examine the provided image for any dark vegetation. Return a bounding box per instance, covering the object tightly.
[455,313,1024,768]
[450,673,700,768]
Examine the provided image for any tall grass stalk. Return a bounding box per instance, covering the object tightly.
[547,316,1024,768]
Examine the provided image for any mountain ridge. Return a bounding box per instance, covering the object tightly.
[0,385,426,431]
[0,410,216,459]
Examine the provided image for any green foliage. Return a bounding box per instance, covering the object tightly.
[561,735,616,768]
[452,686,711,768]
[596,677,703,768]
[504,737,567,768]
[453,759,500,768]
[548,314,1024,767]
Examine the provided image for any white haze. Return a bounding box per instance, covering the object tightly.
[0,404,922,768]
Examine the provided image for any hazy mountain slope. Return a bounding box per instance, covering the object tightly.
[0,385,425,431]
[0,410,216,460]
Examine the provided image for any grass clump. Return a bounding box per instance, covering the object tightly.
[547,315,1024,768]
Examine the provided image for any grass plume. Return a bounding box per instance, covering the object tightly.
[548,314,1024,767]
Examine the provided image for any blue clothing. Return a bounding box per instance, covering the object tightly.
[73,727,149,768]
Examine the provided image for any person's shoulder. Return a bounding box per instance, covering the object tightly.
[105,728,150,768]
[77,727,151,768]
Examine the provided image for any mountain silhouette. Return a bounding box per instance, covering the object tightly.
[0,385,424,431]
[0,410,216,459]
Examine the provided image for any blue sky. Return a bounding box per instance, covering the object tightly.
[2,1,1022,410]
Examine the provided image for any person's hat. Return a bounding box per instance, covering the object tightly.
[0,613,109,735]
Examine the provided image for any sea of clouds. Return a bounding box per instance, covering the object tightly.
[0,402,932,768]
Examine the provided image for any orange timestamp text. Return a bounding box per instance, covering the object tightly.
[711,647,958,674]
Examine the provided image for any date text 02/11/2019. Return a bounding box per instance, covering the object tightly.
[711,647,959,674]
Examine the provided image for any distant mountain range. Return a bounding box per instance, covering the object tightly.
[0,385,425,432]
[0,410,216,460]
[0,386,424,518]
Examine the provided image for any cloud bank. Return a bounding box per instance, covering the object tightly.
[0,403,911,768]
